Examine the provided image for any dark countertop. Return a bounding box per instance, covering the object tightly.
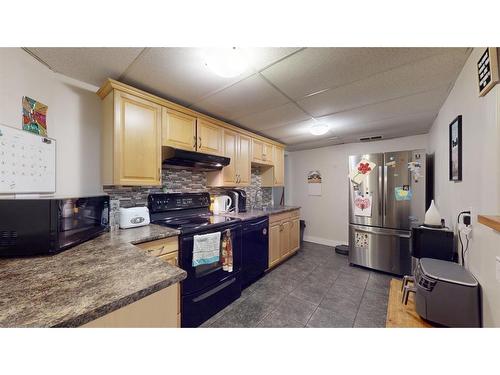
[220,206,301,221]
[0,224,185,328]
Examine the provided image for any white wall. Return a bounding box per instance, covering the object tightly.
[0,48,102,197]
[287,134,428,246]
[427,48,500,327]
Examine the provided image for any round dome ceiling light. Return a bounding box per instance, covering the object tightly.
[204,47,248,78]
[309,123,329,136]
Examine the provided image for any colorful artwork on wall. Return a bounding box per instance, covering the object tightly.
[22,96,48,136]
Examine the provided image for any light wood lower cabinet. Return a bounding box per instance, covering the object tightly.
[82,284,179,328]
[268,209,301,270]
[82,237,181,327]
[268,223,281,268]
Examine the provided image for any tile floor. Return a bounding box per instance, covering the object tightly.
[201,241,394,328]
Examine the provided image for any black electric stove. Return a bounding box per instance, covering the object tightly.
[148,192,239,234]
[148,192,242,327]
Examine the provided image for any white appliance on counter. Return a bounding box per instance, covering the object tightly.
[212,195,232,214]
[119,206,150,229]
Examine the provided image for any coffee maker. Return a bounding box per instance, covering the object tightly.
[225,189,247,213]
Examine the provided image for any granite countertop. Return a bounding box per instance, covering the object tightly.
[220,205,301,221]
[0,224,185,328]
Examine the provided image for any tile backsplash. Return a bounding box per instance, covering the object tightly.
[104,167,273,228]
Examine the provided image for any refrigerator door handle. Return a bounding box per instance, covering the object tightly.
[383,165,388,220]
[378,166,383,218]
[350,224,411,238]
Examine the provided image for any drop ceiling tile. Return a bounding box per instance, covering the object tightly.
[27,47,143,86]
[298,49,468,117]
[316,85,449,132]
[192,74,290,120]
[121,47,301,107]
[235,102,310,131]
[285,112,435,151]
[261,47,467,99]
[260,119,317,139]
[121,48,256,106]
[242,47,302,71]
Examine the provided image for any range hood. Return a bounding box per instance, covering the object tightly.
[162,147,230,171]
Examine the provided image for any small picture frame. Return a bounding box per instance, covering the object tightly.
[449,115,462,182]
[477,47,499,97]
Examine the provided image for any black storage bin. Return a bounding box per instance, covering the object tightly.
[300,220,306,245]
[411,226,454,261]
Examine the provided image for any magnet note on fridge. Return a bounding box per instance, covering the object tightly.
[0,123,56,194]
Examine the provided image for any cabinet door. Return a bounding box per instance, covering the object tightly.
[222,130,237,185]
[252,139,263,163]
[280,220,291,258]
[290,218,300,253]
[197,119,223,156]
[237,134,251,185]
[158,251,179,267]
[115,91,162,186]
[269,223,281,268]
[273,146,285,186]
[162,108,196,151]
[263,142,274,164]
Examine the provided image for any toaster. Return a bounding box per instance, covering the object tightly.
[119,206,150,229]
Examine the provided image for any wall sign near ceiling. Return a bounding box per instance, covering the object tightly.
[477,48,499,97]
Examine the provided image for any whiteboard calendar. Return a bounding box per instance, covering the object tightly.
[0,123,56,194]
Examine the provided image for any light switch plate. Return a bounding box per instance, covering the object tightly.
[496,256,500,282]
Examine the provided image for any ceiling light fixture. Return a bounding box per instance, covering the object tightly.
[204,47,248,78]
[309,123,329,136]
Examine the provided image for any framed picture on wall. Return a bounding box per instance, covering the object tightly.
[449,115,462,181]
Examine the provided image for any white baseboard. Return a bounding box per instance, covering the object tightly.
[303,235,345,247]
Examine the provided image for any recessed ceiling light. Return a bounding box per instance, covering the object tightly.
[204,47,248,78]
[309,123,329,136]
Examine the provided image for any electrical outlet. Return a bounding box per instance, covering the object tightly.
[496,257,500,283]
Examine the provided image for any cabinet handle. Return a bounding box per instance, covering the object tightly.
[198,136,202,148]
[193,136,197,149]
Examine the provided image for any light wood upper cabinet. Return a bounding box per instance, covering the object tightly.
[221,130,238,185]
[101,90,162,186]
[236,134,251,185]
[273,145,285,186]
[207,131,251,187]
[197,118,223,156]
[252,139,274,165]
[162,108,196,151]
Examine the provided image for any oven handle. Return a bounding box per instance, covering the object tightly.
[192,277,237,303]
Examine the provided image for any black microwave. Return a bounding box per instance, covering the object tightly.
[0,195,109,257]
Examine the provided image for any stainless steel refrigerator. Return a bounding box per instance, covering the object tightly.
[348,149,429,275]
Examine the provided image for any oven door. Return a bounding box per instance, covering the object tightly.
[180,222,242,295]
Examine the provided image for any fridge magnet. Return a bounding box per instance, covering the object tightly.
[355,232,369,249]
[354,193,372,217]
[449,115,462,181]
[349,159,376,185]
[408,161,422,182]
[22,96,48,136]
[307,170,322,196]
[394,186,413,201]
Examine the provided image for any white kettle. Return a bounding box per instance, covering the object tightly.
[213,195,232,214]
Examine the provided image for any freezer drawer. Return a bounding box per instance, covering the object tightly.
[348,224,411,276]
